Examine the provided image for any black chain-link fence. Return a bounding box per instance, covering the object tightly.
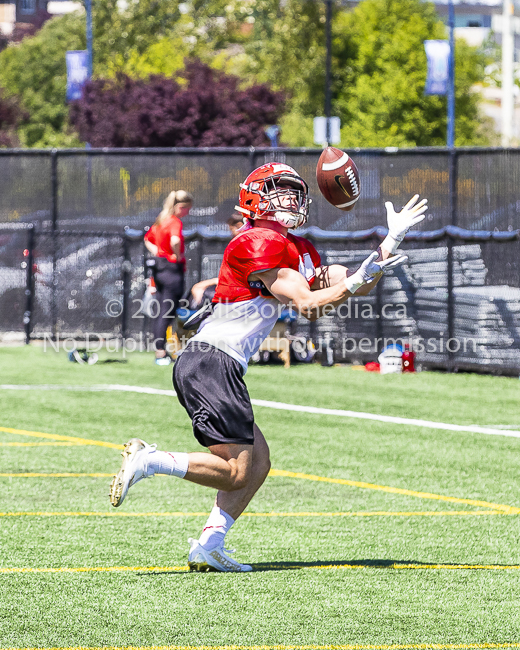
[1,147,520,232]
[1,147,519,373]
[1,222,519,375]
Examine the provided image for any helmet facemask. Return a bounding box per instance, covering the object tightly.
[238,173,311,229]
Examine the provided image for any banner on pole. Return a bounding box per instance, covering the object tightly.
[424,40,450,95]
[66,50,89,102]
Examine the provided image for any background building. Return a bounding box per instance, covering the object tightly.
[0,0,79,35]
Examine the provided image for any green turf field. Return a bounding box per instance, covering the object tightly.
[1,345,520,649]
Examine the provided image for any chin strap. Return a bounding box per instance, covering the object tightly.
[272,211,303,228]
[234,206,306,229]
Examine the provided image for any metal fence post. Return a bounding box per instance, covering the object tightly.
[197,233,204,282]
[449,149,458,228]
[375,275,384,354]
[447,149,458,369]
[121,232,131,341]
[141,235,148,339]
[24,224,35,345]
[249,146,256,173]
[446,233,455,369]
[51,149,59,341]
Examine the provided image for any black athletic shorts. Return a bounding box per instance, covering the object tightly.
[172,342,255,448]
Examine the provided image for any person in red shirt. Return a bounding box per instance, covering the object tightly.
[111,163,427,571]
[144,190,193,365]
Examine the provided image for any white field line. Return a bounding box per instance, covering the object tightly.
[473,424,520,430]
[0,384,177,396]
[2,384,520,440]
[251,399,520,439]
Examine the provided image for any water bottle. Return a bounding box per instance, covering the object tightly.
[320,339,334,367]
[401,344,416,373]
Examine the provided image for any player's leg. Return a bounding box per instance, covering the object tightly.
[211,424,270,519]
[188,424,269,572]
[109,440,254,508]
[152,262,184,363]
[109,343,260,570]
[151,265,167,359]
[109,436,261,571]
[110,343,256,506]
[193,424,269,548]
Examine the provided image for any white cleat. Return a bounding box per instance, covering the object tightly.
[109,438,156,508]
[188,537,252,573]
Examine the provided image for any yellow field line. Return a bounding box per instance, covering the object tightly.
[269,470,520,514]
[3,645,520,650]
[0,510,509,518]
[3,427,520,515]
[0,442,86,447]
[242,511,508,517]
[0,427,123,449]
[2,563,520,575]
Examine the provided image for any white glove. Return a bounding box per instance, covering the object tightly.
[382,194,427,254]
[344,251,408,294]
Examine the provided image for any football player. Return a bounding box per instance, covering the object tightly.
[109,163,427,572]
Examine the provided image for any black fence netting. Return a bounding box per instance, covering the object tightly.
[1,148,520,232]
[29,230,125,339]
[1,146,519,374]
[0,224,31,333]
[0,153,52,228]
[3,223,518,375]
[457,150,520,231]
[54,151,252,232]
[251,149,454,231]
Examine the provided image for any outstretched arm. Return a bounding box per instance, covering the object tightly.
[381,194,427,255]
[256,251,407,321]
[313,245,391,296]
[313,194,427,295]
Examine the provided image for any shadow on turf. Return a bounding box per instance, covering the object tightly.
[139,558,516,575]
[249,559,472,572]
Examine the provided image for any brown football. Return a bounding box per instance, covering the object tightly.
[316,147,360,212]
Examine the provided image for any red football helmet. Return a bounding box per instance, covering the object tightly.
[235,163,310,229]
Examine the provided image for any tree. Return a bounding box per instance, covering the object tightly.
[101,36,189,80]
[331,0,491,147]
[229,0,493,147]
[0,91,24,147]
[88,0,183,76]
[242,0,327,118]
[0,0,187,147]
[0,12,85,147]
[0,0,493,149]
[69,59,285,147]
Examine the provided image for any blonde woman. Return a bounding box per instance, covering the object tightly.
[144,190,193,365]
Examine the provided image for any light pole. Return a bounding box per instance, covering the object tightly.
[502,0,514,146]
[85,0,93,205]
[85,0,93,79]
[325,0,333,145]
[447,0,455,148]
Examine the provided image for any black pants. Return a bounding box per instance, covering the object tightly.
[152,258,185,352]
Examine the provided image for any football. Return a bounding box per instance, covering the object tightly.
[316,147,360,212]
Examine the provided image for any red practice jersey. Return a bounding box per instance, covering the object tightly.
[213,227,321,303]
[191,226,321,371]
[145,215,185,265]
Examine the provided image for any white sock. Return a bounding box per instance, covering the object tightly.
[198,506,235,550]
[147,450,189,478]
